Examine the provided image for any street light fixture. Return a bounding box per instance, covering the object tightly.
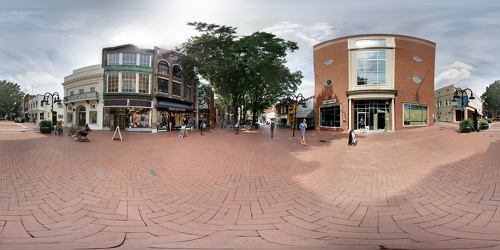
[286,93,307,137]
[451,87,475,122]
[41,92,61,125]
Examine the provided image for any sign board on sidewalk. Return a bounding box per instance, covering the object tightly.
[112,126,123,141]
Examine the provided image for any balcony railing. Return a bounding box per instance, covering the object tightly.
[64,91,99,103]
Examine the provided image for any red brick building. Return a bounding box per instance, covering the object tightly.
[313,34,435,132]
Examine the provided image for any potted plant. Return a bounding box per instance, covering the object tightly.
[480,118,489,130]
[39,120,53,134]
[459,119,473,133]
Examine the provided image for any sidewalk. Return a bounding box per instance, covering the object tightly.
[0,122,499,249]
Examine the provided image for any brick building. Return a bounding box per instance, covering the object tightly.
[313,34,436,132]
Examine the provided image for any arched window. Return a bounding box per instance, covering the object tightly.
[158,61,169,75]
[173,65,182,78]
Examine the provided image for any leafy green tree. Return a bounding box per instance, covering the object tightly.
[237,32,302,125]
[0,80,25,118]
[481,80,500,117]
[180,22,302,125]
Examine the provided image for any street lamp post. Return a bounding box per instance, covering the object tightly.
[451,87,475,121]
[41,92,62,126]
[287,93,307,137]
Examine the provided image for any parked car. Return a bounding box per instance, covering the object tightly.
[14,117,25,123]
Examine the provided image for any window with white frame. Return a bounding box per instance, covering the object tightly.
[140,54,151,67]
[122,72,136,93]
[158,61,169,75]
[107,73,119,92]
[356,50,387,85]
[122,53,137,65]
[107,53,119,65]
[138,74,149,93]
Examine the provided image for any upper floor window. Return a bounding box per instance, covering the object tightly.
[107,53,119,65]
[356,50,386,85]
[90,87,95,92]
[122,72,136,93]
[173,65,182,78]
[107,73,119,93]
[123,53,137,65]
[158,61,169,75]
[138,74,149,93]
[184,84,191,99]
[173,82,181,96]
[140,54,152,67]
[355,39,386,48]
[158,78,168,93]
[79,89,84,93]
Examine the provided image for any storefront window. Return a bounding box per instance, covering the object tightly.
[320,105,341,127]
[354,100,390,131]
[90,111,97,124]
[404,103,428,126]
[128,109,150,128]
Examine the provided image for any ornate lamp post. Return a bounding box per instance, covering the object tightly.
[286,93,307,137]
[41,92,62,125]
[451,87,475,120]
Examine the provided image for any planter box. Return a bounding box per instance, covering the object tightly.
[40,127,52,134]
[460,126,473,133]
[481,124,489,130]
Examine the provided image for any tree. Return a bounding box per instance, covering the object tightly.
[237,32,302,125]
[180,22,303,125]
[0,80,25,118]
[481,80,500,117]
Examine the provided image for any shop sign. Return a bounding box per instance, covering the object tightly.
[323,99,337,105]
[169,108,185,111]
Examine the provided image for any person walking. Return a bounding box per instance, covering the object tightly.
[270,120,275,138]
[299,119,307,146]
[200,121,206,136]
[359,116,365,133]
[473,108,479,132]
[3,115,6,123]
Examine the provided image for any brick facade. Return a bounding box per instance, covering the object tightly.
[314,34,436,132]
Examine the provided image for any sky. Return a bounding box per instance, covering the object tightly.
[1,0,499,99]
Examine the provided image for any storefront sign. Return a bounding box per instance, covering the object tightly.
[323,99,337,105]
[169,108,185,111]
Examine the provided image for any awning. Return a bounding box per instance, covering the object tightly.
[295,109,314,119]
[155,101,194,111]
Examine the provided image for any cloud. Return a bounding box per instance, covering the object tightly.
[435,61,473,87]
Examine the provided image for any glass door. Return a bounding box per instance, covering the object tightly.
[357,112,366,130]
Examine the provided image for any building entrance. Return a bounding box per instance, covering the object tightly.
[354,100,391,131]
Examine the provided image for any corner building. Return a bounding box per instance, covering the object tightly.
[313,34,435,132]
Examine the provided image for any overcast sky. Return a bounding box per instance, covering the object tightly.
[1,0,499,98]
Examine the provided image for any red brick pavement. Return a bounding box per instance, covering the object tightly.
[0,121,499,250]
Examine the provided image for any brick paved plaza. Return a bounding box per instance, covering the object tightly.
[0,121,499,250]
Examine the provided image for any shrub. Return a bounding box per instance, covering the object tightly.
[39,120,52,127]
[459,119,473,133]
